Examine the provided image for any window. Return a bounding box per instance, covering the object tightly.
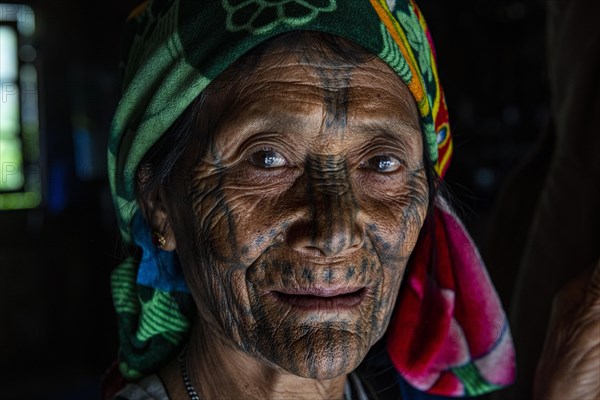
[0,4,40,209]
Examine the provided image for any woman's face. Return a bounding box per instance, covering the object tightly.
[156,40,428,379]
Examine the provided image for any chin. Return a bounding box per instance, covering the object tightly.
[257,327,373,380]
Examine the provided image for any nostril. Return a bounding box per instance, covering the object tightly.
[297,245,331,257]
[286,221,364,257]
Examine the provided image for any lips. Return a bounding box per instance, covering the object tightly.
[272,287,366,311]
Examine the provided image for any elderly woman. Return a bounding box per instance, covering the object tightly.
[106,1,515,399]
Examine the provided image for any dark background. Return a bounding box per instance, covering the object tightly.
[0,0,549,398]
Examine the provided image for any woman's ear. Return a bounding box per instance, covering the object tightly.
[146,193,177,251]
[137,164,177,251]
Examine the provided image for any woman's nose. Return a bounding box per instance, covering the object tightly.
[287,156,364,257]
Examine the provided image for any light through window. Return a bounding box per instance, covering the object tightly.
[0,4,40,210]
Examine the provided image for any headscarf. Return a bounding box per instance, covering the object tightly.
[108,0,514,396]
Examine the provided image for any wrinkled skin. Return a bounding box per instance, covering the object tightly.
[147,38,428,399]
[534,258,600,400]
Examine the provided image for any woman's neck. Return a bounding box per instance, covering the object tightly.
[160,323,348,400]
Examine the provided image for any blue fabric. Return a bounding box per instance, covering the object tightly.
[131,212,190,293]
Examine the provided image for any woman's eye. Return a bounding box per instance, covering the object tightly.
[362,155,402,173]
[248,149,287,168]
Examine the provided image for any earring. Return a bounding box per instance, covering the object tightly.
[152,231,167,249]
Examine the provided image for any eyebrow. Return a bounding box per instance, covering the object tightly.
[220,108,420,133]
[213,104,423,151]
[350,119,422,141]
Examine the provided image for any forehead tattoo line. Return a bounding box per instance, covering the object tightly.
[301,53,358,135]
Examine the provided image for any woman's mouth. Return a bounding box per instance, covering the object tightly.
[271,287,366,311]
